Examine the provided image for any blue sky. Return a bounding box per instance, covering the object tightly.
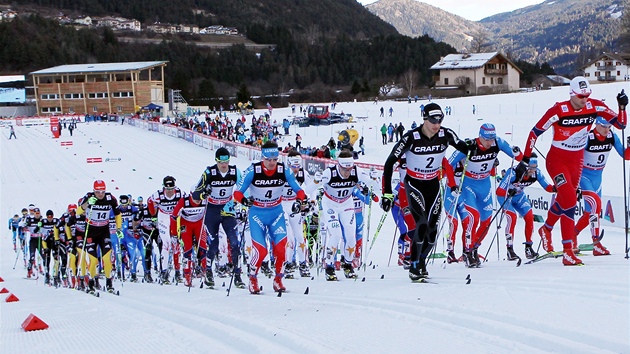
[357,0,546,21]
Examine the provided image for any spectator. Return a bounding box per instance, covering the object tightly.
[388,107,394,117]
[396,122,405,141]
[380,107,384,117]
[359,136,365,155]
[380,123,387,145]
[296,133,302,149]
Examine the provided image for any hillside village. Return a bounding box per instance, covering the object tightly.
[0,5,240,36]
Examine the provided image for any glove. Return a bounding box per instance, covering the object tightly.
[552,185,557,193]
[37,221,43,227]
[116,229,124,239]
[372,194,379,203]
[240,197,253,207]
[361,185,370,197]
[464,138,477,153]
[291,201,302,214]
[380,193,394,212]
[507,188,517,196]
[514,161,528,181]
[512,146,521,154]
[132,229,141,240]
[314,172,323,183]
[450,185,459,195]
[179,237,184,250]
[87,196,98,205]
[67,239,74,250]
[576,187,582,202]
[493,159,500,168]
[618,89,628,110]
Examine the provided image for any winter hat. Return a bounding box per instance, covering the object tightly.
[215,147,230,162]
[569,76,591,97]
[479,123,497,140]
[93,180,106,191]
[595,116,611,126]
[163,175,176,188]
[422,103,444,123]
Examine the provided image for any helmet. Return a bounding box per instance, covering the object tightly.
[67,204,77,212]
[479,123,496,140]
[163,175,176,188]
[137,196,144,204]
[93,180,106,191]
[46,209,54,217]
[215,147,230,162]
[119,195,130,204]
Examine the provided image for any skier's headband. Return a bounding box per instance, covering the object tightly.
[261,148,279,160]
[528,157,538,168]
[338,157,355,168]
[215,155,230,162]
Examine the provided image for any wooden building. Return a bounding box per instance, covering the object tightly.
[30,61,167,115]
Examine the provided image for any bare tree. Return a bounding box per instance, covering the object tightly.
[454,76,471,91]
[470,29,493,53]
[401,69,418,96]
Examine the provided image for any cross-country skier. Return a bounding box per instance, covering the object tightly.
[233,141,307,294]
[77,180,121,293]
[148,176,184,284]
[574,116,630,255]
[191,147,243,288]
[116,195,140,282]
[64,203,88,289]
[136,196,158,283]
[520,77,626,265]
[448,123,522,268]
[496,153,555,260]
[381,103,469,281]
[24,207,45,279]
[317,150,369,280]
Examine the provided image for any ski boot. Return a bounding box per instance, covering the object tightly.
[524,243,538,259]
[233,271,246,289]
[325,266,338,281]
[298,262,311,277]
[562,249,583,266]
[216,264,229,278]
[87,278,96,294]
[143,272,154,284]
[174,270,184,284]
[204,269,215,288]
[446,250,458,264]
[506,246,520,261]
[106,277,115,293]
[45,273,51,285]
[130,273,138,283]
[463,249,478,268]
[471,248,481,267]
[342,262,357,279]
[61,276,69,288]
[284,261,296,279]
[94,277,101,290]
[160,270,171,285]
[260,261,273,278]
[273,274,286,293]
[593,241,610,256]
[538,226,554,252]
[77,276,85,291]
[53,275,60,287]
[26,266,33,279]
[248,274,261,294]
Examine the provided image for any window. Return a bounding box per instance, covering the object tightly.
[68,107,74,113]
[93,106,98,112]
[487,63,496,69]
[497,78,503,84]
[41,107,61,113]
[64,93,84,99]
[482,77,486,85]
[117,106,123,112]
[585,73,590,77]
[491,77,494,85]
[112,92,134,98]
[595,71,600,77]
[41,94,59,100]
[444,78,449,85]
[618,71,621,76]
[88,92,109,99]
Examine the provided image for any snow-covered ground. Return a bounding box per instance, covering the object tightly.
[1,82,629,353]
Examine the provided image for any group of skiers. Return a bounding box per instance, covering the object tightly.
[380,76,629,283]
[12,142,383,295]
[10,77,629,294]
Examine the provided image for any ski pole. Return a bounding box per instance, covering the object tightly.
[360,211,389,275]
[481,195,512,261]
[228,216,247,297]
[622,127,629,259]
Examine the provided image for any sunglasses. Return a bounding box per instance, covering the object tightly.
[164,187,176,190]
[263,157,278,161]
[216,159,229,163]
[576,94,590,99]
[426,116,443,124]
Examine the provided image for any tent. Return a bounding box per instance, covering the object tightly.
[141,103,163,111]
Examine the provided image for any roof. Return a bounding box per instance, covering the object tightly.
[579,52,630,70]
[30,61,168,75]
[430,52,522,73]
[547,75,570,85]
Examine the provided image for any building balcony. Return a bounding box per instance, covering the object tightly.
[485,68,507,75]
[597,76,617,82]
[596,65,616,71]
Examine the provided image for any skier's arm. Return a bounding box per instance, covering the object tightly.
[233,165,254,204]
[612,132,630,160]
[382,133,412,195]
[536,169,555,192]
